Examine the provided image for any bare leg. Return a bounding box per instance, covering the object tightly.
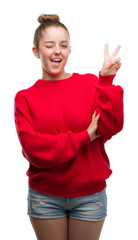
[68,218,105,240]
[29,216,68,240]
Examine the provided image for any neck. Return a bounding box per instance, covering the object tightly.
[42,70,71,81]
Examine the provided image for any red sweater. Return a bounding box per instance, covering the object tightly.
[14,72,124,197]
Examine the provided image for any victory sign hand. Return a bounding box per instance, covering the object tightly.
[101,44,122,75]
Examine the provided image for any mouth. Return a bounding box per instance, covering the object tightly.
[50,58,62,63]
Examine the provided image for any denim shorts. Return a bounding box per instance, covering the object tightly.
[27,186,107,221]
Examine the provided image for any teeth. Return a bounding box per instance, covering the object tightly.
[51,59,61,62]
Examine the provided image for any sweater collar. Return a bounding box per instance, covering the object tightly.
[34,73,75,87]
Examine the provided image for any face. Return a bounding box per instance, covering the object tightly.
[32,26,71,80]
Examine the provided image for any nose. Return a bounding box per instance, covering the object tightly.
[54,44,61,54]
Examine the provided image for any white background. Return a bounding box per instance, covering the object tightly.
[1,0,138,239]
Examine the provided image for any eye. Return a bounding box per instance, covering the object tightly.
[61,45,68,48]
[45,45,53,48]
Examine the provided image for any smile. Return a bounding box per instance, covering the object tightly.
[50,58,62,63]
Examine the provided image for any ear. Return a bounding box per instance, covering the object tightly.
[32,46,40,59]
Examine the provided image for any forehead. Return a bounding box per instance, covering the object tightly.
[41,26,69,42]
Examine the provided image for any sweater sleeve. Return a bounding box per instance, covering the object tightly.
[14,91,91,169]
[94,72,124,140]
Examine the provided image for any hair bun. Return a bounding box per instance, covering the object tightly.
[38,14,60,24]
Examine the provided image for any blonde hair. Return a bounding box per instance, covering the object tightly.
[33,14,70,50]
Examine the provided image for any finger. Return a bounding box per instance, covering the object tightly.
[92,133,101,141]
[111,45,121,58]
[112,57,121,65]
[92,111,96,116]
[115,62,122,69]
[92,111,100,120]
[95,113,100,121]
[95,134,101,138]
[118,62,122,68]
[104,43,109,59]
[92,111,96,119]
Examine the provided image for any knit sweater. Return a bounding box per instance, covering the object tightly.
[14,72,124,197]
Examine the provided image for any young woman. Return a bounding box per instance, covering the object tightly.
[14,14,124,240]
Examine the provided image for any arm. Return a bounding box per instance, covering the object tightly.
[95,44,124,140]
[14,91,91,169]
[95,72,124,140]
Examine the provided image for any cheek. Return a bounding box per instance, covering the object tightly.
[40,52,51,64]
[40,48,52,58]
[67,49,71,58]
[63,50,70,60]
[40,57,49,70]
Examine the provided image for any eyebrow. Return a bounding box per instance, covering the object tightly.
[44,40,69,44]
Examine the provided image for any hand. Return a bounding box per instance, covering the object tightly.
[87,111,101,141]
[101,44,122,75]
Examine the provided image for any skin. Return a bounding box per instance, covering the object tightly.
[30,217,105,240]
[31,26,121,240]
[101,43,121,75]
[32,26,71,81]
[87,43,121,139]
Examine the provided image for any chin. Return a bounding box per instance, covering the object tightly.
[48,70,64,77]
[50,72,61,76]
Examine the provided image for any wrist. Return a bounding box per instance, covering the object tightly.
[98,71,115,86]
[100,70,109,76]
